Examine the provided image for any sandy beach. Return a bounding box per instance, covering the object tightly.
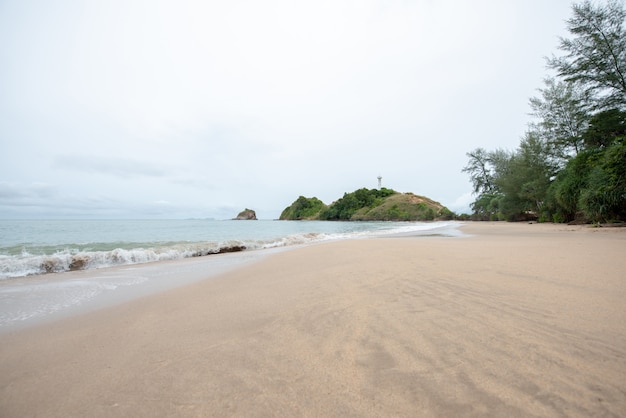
[1,222,625,417]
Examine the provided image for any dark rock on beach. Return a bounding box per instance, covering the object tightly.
[191,245,247,257]
[216,245,246,254]
[69,255,90,271]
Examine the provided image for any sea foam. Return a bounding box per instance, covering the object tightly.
[0,235,324,279]
[0,221,463,331]
[0,221,461,279]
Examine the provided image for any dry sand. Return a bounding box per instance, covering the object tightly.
[1,222,625,417]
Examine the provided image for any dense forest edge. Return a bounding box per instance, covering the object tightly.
[463,0,625,224]
[279,189,455,221]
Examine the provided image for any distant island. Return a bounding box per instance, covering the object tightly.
[234,208,257,220]
[280,188,454,221]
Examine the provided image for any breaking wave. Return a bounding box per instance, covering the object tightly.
[0,222,461,279]
[0,234,332,279]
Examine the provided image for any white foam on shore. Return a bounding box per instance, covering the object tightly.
[0,222,463,333]
[0,222,462,279]
[0,248,273,334]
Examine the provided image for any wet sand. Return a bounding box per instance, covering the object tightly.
[1,222,625,417]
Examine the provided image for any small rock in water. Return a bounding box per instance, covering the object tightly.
[69,255,89,271]
[234,208,257,220]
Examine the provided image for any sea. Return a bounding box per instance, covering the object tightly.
[0,219,462,332]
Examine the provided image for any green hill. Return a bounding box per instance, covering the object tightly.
[279,196,326,220]
[279,188,454,221]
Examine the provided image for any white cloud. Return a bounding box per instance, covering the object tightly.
[449,192,475,214]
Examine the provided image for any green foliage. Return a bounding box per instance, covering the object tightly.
[578,139,626,221]
[437,207,455,220]
[464,1,626,223]
[382,204,409,221]
[319,188,396,220]
[470,193,502,220]
[363,194,445,221]
[497,133,558,220]
[279,188,453,222]
[583,109,626,148]
[462,148,496,194]
[279,196,327,220]
[548,149,594,221]
[423,207,435,221]
[529,77,588,159]
[547,0,626,110]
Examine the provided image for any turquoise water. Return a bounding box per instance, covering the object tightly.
[0,219,460,279]
[0,219,462,331]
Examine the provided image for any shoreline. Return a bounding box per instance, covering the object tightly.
[0,222,464,333]
[0,220,460,280]
[0,245,283,335]
[1,222,625,416]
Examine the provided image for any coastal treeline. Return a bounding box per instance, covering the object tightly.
[463,0,626,223]
[280,188,454,221]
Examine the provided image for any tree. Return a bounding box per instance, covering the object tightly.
[578,140,626,221]
[546,151,592,222]
[547,0,626,111]
[529,78,589,160]
[582,108,626,148]
[464,1,626,223]
[495,133,556,220]
[546,116,625,222]
[319,188,397,220]
[462,148,512,219]
[279,196,326,220]
[462,148,496,195]
[469,193,502,221]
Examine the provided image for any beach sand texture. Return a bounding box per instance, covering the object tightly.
[1,222,625,417]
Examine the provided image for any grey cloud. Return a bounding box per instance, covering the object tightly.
[0,182,58,202]
[0,180,229,219]
[53,155,169,178]
[171,177,218,190]
[0,181,128,217]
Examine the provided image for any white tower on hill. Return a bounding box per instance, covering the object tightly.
[377,175,382,189]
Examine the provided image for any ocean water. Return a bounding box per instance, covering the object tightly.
[0,219,461,279]
[0,219,461,331]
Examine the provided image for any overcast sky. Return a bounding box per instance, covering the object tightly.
[1,0,574,219]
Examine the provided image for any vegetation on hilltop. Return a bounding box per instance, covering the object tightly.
[319,188,396,220]
[350,192,454,221]
[463,0,626,223]
[279,196,327,220]
[279,188,454,221]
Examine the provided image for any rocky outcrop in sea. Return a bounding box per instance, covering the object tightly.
[234,208,257,220]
